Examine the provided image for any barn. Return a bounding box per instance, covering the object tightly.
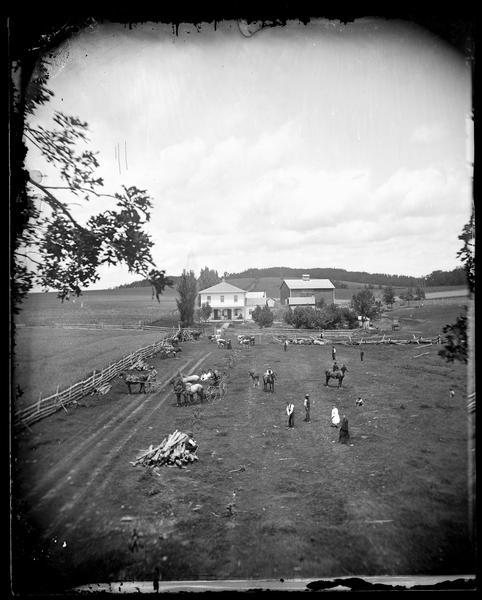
[280,274,335,306]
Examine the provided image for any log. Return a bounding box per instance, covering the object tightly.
[413,352,430,359]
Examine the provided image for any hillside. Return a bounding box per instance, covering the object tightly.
[117,266,466,290]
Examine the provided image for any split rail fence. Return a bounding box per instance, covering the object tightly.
[14,334,176,430]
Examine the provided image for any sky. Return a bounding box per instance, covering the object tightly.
[24,18,473,289]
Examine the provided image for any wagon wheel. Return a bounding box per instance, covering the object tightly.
[205,385,218,402]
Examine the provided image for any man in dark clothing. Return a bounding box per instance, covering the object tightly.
[332,346,337,361]
[303,394,311,422]
[153,567,160,593]
[360,350,364,361]
[286,401,294,428]
[339,415,350,444]
[332,361,339,372]
[340,364,348,376]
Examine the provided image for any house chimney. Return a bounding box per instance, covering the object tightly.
[302,274,310,281]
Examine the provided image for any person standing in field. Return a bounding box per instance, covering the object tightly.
[339,415,350,444]
[303,394,311,422]
[153,567,161,593]
[286,401,295,428]
[284,339,288,352]
[331,405,340,427]
[340,364,348,376]
[360,350,364,361]
[332,345,337,361]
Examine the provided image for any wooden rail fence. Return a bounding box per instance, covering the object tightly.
[14,335,177,430]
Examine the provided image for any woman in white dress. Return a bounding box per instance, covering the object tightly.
[331,406,340,427]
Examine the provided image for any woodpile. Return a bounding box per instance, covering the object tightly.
[132,430,199,469]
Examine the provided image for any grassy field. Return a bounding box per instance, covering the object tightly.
[14,287,178,327]
[12,328,171,408]
[12,330,474,592]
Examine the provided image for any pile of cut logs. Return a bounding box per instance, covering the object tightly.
[131,430,198,469]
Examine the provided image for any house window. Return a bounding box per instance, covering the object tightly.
[234,295,238,303]
[220,295,224,303]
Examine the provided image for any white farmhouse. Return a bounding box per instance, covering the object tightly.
[198,280,247,321]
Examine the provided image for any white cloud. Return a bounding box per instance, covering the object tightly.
[410,124,448,144]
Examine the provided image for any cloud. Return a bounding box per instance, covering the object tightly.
[410,124,448,144]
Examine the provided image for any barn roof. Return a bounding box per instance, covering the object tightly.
[246,291,266,298]
[199,280,247,294]
[283,279,335,289]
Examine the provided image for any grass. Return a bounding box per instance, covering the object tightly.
[14,287,178,327]
[12,327,170,407]
[12,331,474,589]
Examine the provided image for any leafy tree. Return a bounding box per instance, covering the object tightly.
[315,297,326,309]
[399,288,414,305]
[176,269,197,327]
[254,305,274,328]
[439,310,468,364]
[350,289,379,321]
[382,286,395,307]
[439,205,474,364]
[414,286,426,301]
[199,302,212,322]
[283,306,294,326]
[251,305,262,323]
[12,57,172,309]
[197,267,221,291]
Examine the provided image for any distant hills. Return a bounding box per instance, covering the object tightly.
[117,266,466,290]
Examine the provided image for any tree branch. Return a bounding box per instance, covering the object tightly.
[28,179,89,232]
[43,185,117,200]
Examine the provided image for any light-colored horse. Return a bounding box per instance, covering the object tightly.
[183,382,205,404]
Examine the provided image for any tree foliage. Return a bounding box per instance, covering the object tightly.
[350,289,379,320]
[438,310,468,364]
[176,269,197,327]
[197,267,221,291]
[382,286,395,307]
[12,56,172,309]
[199,302,212,322]
[439,205,474,365]
[285,305,357,329]
[252,304,274,328]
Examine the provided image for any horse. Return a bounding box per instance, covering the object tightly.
[216,338,227,348]
[263,371,276,392]
[325,370,345,387]
[120,368,156,394]
[248,370,260,387]
[182,382,205,405]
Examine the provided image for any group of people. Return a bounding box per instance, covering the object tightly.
[285,396,350,443]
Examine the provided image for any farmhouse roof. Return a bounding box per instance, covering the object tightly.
[199,280,247,294]
[283,278,335,289]
[246,291,266,299]
[287,296,316,305]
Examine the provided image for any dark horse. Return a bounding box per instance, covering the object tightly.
[325,370,345,388]
[263,372,276,392]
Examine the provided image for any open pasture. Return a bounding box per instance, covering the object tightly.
[12,327,171,409]
[12,328,473,592]
[14,287,178,327]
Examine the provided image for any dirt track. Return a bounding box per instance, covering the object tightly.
[12,336,474,592]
